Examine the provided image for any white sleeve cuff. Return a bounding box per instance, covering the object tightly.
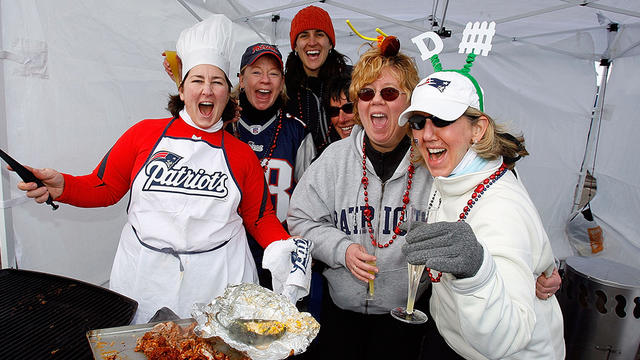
[450,245,496,294]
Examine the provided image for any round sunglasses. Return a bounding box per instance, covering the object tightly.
[357,87,404,102]
[327,102,354,118]
[408,114,455,130]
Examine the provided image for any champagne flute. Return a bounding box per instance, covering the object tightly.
[365,229,378,301]
[390,204,435,324]
[163,50,181,88]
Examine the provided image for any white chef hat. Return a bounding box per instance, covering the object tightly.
[176,14,233,83]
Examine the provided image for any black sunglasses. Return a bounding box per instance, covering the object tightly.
[327,102,354,117]
[408,114,454,130]
[357,87,403,102]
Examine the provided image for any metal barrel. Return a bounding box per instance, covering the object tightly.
[558,256,640,360]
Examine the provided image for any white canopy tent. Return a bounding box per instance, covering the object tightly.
[1,0,639,286]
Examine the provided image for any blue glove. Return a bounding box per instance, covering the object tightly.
[402,221,484,279]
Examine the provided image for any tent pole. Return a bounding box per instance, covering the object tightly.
[571,59,610,213]
[232,0,317,22]
[0,13,16,269]
[583,3,640,19]
[176,0,203,21]
[271,14,280,45]
[324,0,429,32]
[224,0,268,43]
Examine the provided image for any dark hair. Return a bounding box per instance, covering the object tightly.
[284,49,349,93]
[323,75,351,110]
[166,70,236,122]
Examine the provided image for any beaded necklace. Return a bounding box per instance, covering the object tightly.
[426,162,509,282]
[297,84,332,150]
[259,110,284,173]
[425,191,443,282]
[361,140,415,248]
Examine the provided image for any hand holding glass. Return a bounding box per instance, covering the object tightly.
[163,50,181,88]
[365,231,378,301]
[390,205,435,324]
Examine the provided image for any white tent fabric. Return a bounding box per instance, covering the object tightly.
[1,0,639,286]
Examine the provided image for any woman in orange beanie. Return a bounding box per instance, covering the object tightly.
[285,5,351,156]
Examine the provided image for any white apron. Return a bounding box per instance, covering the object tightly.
[109,118,258,324]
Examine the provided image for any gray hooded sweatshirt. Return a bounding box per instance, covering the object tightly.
[287,125,433,314]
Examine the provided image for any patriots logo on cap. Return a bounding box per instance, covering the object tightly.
[422,78,451,93]
[149,151,182,169]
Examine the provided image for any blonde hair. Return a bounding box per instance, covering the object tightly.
[349,46,419,125]
[466,107,528,169]
[410,107,529,170]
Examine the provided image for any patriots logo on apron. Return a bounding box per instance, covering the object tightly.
[149,151,182,168]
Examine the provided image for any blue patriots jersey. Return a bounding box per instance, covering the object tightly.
[235,110,312,222]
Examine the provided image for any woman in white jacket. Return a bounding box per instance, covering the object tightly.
[398,66,565,359]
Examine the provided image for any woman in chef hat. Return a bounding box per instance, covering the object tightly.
[16,14,308,324]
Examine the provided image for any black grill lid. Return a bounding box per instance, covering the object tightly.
[0,268,137,359]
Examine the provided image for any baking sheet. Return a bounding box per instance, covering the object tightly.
[87,318,249,360]
[86,318,195,360]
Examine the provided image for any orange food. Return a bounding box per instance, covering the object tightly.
[135,321,234,360]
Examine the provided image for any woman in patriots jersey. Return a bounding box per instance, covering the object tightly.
[231,43,315,224]
[15,15,303,324]
[230,43,315,289]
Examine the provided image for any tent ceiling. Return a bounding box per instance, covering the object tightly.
[185,0,640,61]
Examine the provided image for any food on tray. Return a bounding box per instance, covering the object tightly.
[134,321,248,360]
[227,318,286,345]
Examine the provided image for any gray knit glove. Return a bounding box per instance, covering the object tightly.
[402,221,484,279]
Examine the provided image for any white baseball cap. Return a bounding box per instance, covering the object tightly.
[398,71,484,126]
[176,14,233,82]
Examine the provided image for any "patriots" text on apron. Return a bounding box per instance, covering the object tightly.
[142,150,229,198]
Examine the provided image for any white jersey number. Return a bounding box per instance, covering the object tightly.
[262,159,293,222]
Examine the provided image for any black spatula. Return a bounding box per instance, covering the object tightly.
[0,148,58,210]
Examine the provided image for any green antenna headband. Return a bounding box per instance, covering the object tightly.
[429,53,484,112]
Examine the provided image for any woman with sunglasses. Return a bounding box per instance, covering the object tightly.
[288,42,433,358]
[399,71,565,359]
[323,75,356,143]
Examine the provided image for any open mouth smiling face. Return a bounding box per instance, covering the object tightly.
[240,56,284,111]
[295,30,331,76]
[179,64,230,129]
[411,112,486,177]
[357,67,409,152]
[330,97,355,139]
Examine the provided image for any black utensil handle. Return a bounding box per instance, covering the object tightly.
[0,148,58,210]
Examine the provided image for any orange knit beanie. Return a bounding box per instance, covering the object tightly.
[289,5,336,50]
